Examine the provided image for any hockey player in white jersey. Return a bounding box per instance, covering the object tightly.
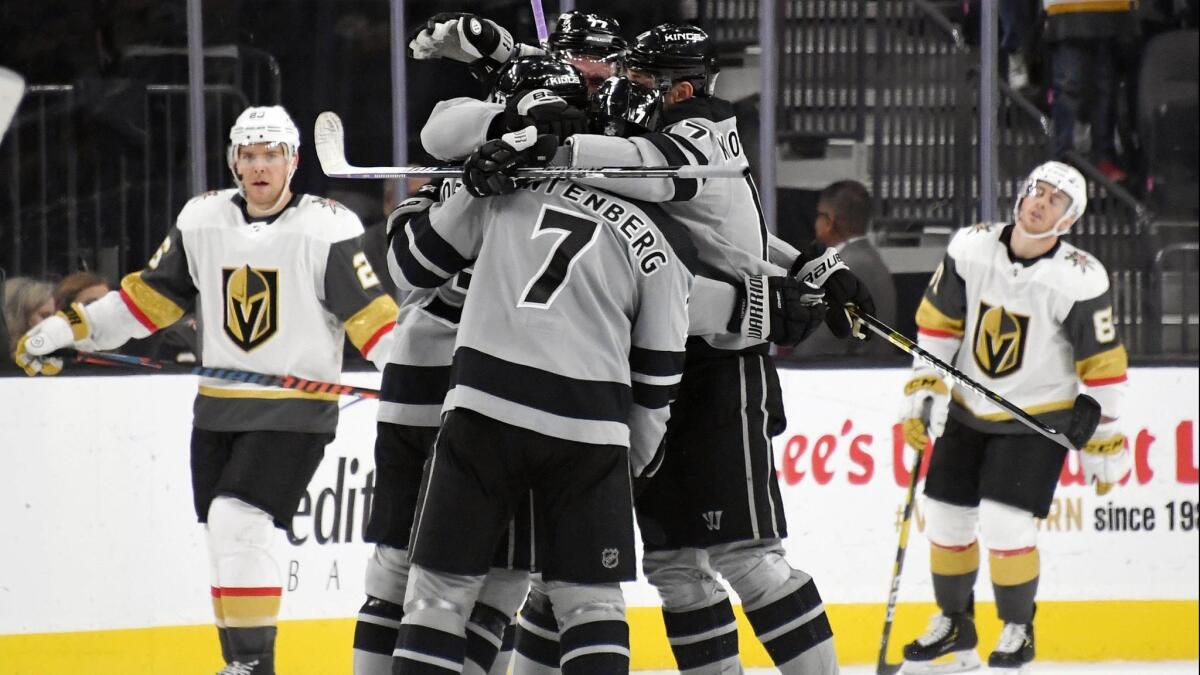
[897,161,1131,674]
[15,105,399,675]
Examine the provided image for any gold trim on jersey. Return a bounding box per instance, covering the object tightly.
[953,391,1075,421]
[1045,1,1132,15]
[990,549,1040,586]
[1076,345,1129,382]
[120,272,186,329]
[344,294,399,352]
[915,297,964,336]
[219,595,282,628]
[931,542,980,576]
[198,385,339,402]
[222,265,279,352]
[972,302,1029,378]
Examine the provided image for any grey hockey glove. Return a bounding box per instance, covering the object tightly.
[790,242,876,339]
[386,182,440,245]
[729,275,827,346]
[462,127,557,198]
[504,89,590,140]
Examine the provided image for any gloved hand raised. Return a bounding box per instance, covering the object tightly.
[504,89,590,140]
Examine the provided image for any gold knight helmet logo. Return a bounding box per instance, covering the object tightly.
[223,265,279,351]
[973,302,1029,377]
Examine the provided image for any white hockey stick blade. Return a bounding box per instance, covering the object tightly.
[314,110,748,180]
[0,66,27,144]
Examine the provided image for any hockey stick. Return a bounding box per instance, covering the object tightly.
[875,401,930,675]
[72,350,381,399]
[844,306,1101,450]
[530,0,549,45]
[314,111,748,180]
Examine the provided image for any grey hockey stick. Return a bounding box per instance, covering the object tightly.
[314,111,748,180]
[844,306,1101,450]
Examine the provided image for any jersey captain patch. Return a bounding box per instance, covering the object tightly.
[973,302,1029,378]
[223,265,279,351]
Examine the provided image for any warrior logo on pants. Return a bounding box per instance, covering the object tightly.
[223,265,279,351]
[973,302,1029,378]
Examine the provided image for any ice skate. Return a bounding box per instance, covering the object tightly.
[987,621,1034,673]
[901,612,981,674]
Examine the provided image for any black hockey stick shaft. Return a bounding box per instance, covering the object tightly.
[876,425,927,675]
[72,350,381,399]
[845,306,1098,450]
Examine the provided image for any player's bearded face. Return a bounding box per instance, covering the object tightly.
[1018,180,1072,236]
[236,142,292,209]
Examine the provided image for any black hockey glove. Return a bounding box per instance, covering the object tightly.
[385,182,440,245]
[504,89,590,140]
[790,242,875,339]
[729,275,828,346]
[462,127,558,198]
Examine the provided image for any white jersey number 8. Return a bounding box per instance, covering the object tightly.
[1093,306,1116,344]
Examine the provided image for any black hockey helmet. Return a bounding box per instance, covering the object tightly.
[590,76,663,137]
[548,12,627,93]
[489,55,589,109]
[625,23,720,97]
[549,12,627,57]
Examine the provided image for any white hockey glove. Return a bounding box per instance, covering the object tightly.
[729,275,827,346]
[1080,422,1132,496]
[899,370,950,450]
[13,303,92,376]
[504,88,590,139]
[408,13,538,80]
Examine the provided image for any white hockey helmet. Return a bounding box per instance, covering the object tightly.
[1012,160,1087,239]
[227,105,300,198]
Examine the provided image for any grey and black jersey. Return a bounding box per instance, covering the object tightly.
[389,178,697,466]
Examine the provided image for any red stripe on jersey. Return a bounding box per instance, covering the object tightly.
[361,321,396,357]
[1085,374,1128,387]
[990,546,1037,557]
[931,541,977,552]
[219,586,282,597]
[211,586,221,597]
[918,326,961,338]
[120,288,160,332]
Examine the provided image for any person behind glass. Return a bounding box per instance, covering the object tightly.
[53,271,111,311]
[1043,0,1137,182]
[789,180,897,359]
[3,277,55,370]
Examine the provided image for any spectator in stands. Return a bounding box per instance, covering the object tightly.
[1001,0,1040,91]
[4,277,54,362]
[790,180,897,359]
[1043,0,1137,182]
[53,271,110,311]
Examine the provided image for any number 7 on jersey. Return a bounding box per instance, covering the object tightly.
[518,207,601,309]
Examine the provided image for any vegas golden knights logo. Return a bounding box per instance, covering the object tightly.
[223,265,278,351]
[973,302,1029,378]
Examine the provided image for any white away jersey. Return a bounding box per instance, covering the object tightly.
[390,178,696,468]
[115,189,398,432]
[916,223,1128,432]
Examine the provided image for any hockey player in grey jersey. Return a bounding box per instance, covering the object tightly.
[386,150,707,675]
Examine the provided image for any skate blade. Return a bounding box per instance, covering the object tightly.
[901,650,982,674]
[987,665,1030,674]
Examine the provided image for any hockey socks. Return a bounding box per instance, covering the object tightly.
[661,597,741,674]
[558,612,629,674]
[394,608,468,674]
[743,577,836,675]
[930,541,979,615]
[513,589,563,674]
[352,596,405,675]
[463,603,510,675]
[990,546,1039,624]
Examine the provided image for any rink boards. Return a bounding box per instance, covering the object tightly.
[0,367,1196,673]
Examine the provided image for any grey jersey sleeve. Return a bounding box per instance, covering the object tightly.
[565,122,719,202]
[421,97,505,161]
[388,189,488,291]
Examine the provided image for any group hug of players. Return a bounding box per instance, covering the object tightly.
[14,9,1134,675]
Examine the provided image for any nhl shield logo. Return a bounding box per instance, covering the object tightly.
[972,302,1029,378]
[223,265,279,351]
[601,548,620,569]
